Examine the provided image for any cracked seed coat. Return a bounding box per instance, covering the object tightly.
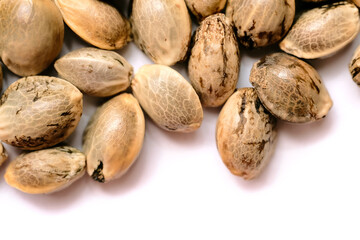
[216,88,277,180]
[184,0,226,21]
[250,53,333,123]
[0,76,83,150]
[349,45,360,86]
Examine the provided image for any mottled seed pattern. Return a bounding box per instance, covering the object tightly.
[55,48,133,97]
[226,0,295,48]
[83,93,145,183]
[0,76,83,150]
[132,64,203,132]
[189,14,240,107]
[280,1,360,59]
[349,45,360,86]
[131,0,192,66]
[0,143,8,168]
[216,88,277,180]
[0,0,64,76]
[55,0,130,50]
[4,146,86,194]
[184,0,226,21]
[250,53,333,123]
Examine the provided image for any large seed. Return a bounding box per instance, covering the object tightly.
[280,1,360,59]
[4,146,86,194]
[55,47,133,97]
[131,64,203,132]
[0,143,8,168]
[184,0,226,21]
[349,45,360,86]
[226,0,295,48]
[216,88,277,180]
[0,76,83,150]
[250,53,333,123]
[0,0,64,76]
[83,93,145,183]
[131,0,192,66]
[189,13,240,107]
[54,0,131,50]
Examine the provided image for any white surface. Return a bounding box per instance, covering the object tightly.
[1,2,360,240]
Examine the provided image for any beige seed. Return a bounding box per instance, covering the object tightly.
[250,53,333,123]
[280,1,360,59]
[189,13,240,107]
[216,88,277,180]
[131,64,203,133]
[83,93,145,183]
[55,47,133,97]
[0,0,64,76]
[0,76,83,150]
[131,0,192,66]
[184,0,226,21]
[349,45,360,86]
[4,146,86,194]
[226,0,295,48]
[54,0,131,50]
[0,143,8,168]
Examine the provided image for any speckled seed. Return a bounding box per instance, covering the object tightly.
[189,13,240,107]
[55,48,133,97]
[0,143,8,168]
[4,146,86,194]
[250,53,333,123]
[349,45,360,86]
[280,1,360,59]
[83,93,145,183]
[0,0,64,76]
[216,88,277,180]
[131,0,192,66]
[131,64,203,132]
[54,0,131,50]
[184,0,227,21]
[0,76,83,150]
[226,0,295,48]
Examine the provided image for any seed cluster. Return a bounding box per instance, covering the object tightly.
[0,0,359,194]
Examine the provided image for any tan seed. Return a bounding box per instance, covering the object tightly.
[184,0,226,21]
[0,143,8,168]
[349,45,360,86]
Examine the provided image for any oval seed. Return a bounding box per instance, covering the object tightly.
[55,47,133,97]
[184,0,226,21]
[83,93,145,183]
[4,146,86,194]
[0,76,83,150]
[0,0,64,76]
[216,88,277,180]
[349,45,360,86]
[0,143,8,168]
[189,13,240,107]
[250,53,333,123]
[131,64,203,132]
[54,0,131,50]
[131,0,192,66]
[226,0,295,48]
[280,1,360,59]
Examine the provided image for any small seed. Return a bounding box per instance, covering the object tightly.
[250,52,333,123]
[349,45,360,86]
[0,76,83,150]
[280,1,360,59]
[54,0,131,50]
[189,13,240,107]
[216,88,277,180]
[184,0,226,21]
[226,0,295,48]
[83,93,145,183]
[132,64,203,132]
[0,143,8,168]
[55,47,133,97]
[131,0,192,66]
[4,146,86,194]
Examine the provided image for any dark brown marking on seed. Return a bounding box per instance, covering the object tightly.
[92,160,105,183]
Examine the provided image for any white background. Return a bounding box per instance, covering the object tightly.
[1,1,360,239]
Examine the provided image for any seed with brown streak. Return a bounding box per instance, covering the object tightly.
[216,88,277,180]
[83,93,145,183]
[184,0,227,21]
[0,0,64,76]
[189,13,240,107]
[132,64,203,133]
[0,76,83,150]
[4,146,86,194]
[226,0,295,48]
[55,47,133,97]
[250,53,333,123]
[54,0,131,50]
[131,0,192,66]
[0,143,8,168]
[349,45,360,86]
[280,1,360,59]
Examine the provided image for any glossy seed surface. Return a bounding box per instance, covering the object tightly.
[184,0,226,21]
[349,45,360,86]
